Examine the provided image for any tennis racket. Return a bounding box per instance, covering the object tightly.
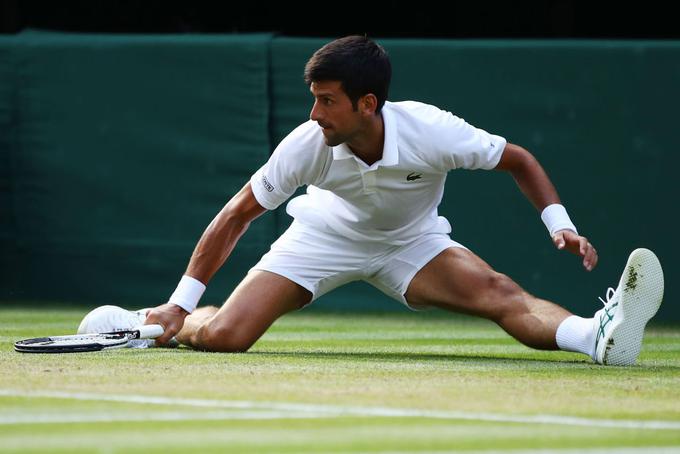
[14,324,164,353]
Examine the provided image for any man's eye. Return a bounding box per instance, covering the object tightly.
[324,99,333,105]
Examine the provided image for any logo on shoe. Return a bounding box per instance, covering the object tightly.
[595,302,618,352]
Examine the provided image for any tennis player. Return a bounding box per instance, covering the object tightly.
[79,36,664,365]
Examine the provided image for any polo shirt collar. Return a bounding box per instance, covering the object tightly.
[331,102,399,167]
[332,143,355,160]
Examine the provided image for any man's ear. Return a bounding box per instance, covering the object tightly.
[360,94,378,115]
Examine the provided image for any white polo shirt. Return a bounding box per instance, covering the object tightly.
[250,100,506,245]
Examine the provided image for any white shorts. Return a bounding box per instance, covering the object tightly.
[250,220,465,309]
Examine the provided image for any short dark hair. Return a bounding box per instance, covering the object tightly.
[304,35,391,113]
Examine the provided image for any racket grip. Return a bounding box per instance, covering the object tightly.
[137,324,164,339]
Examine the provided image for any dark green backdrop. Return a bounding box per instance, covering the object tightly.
[2,31,678,320]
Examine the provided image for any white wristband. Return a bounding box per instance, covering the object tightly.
[168,275,206,314]
[540,204,578,237]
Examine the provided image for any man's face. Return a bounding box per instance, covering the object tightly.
[309,80,362,147]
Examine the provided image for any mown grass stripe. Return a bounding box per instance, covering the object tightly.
[0,411,335,424]
[2,389,679,430]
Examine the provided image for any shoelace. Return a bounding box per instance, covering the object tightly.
[598,287,617,307]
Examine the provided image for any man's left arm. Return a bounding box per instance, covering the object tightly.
[494,142,598,271]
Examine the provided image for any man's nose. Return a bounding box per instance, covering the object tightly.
[309,101,322,122]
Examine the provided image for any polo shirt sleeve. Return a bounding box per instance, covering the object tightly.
[418,103,506,171]
[250,121,326,210]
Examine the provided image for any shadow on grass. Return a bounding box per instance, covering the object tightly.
[239,349,680,371]
[137,344,589,366]
[244,349,593,366]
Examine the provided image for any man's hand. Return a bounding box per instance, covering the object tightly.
[552,229,598,271]
[144,303,189,345]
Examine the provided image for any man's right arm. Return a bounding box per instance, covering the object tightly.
[184,182,267,284]
[146,182,267,343]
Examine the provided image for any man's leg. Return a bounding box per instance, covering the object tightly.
[404,247,571,350]
[176,270,312,352]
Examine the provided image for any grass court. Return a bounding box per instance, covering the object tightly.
[1,305,679,453]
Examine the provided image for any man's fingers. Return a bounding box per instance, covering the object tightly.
[153,324,169,343]
[156,333,173,344]
[150,320,178,344]
[552,230,599,271]
[144,315,167,344]
[583,243,598,271]
[579,237,588,256]
[144,311,172,344]
[155,326,178,345]
[139,303,188,345]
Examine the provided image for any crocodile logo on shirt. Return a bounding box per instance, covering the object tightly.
[406,172,422,181]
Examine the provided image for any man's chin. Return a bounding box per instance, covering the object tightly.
[323,135,342,147]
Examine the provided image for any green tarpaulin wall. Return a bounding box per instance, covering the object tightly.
[1,31,275,307]
[2,31,678,320]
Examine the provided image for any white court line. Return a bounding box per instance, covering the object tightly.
[0,411,334,425]
[1,389,679,430]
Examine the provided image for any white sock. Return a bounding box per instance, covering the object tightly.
[556,315,595,359]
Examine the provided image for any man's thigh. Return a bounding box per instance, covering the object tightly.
[404,247,514,317]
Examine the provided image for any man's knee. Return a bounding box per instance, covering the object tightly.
[194,319,255,353]
[480,272,526,320]
[486,271,522,296]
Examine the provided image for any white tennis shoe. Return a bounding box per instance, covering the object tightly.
[592,248,664,366]
[77,305,156,348]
